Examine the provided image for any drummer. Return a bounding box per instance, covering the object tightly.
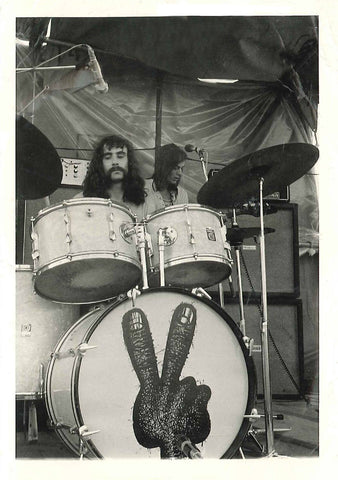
[74,134,148,221]
[144,144,189,212]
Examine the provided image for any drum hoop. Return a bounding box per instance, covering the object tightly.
[72,287,256,459]
[33,251,142,275]
[33,197,136,223]
[44,306,109,456]
[146,203,223,221]
[151,254,232,268]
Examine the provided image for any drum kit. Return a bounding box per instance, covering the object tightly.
[16,118,319,459]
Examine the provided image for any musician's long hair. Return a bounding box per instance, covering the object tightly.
[153,144,187,191]
[83,135,145,205]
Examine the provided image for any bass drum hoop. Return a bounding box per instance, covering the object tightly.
[73,287,256,459]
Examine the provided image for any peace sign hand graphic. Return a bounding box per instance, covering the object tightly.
[122,303,211,459]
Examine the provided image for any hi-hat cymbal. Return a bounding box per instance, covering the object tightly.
[16,115,63,200]
[197,143,319,208]
[227,226,275,246]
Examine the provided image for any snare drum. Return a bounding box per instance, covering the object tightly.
[31,198,142,304]
[45,288,256,459]
[16,265,79,399]
[145,204,232,288]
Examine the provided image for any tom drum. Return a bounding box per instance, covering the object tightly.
[31,198,142,304]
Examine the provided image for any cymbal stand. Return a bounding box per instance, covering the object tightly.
[231,209,248,339]
[256,174,275,457]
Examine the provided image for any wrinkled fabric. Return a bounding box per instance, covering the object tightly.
[16,42,318,251]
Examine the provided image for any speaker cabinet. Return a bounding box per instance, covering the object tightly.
[208,203,299,298]
[221,298,304,398]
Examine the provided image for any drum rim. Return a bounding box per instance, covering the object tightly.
[44,306,108,457]
[33,197,137,223]
[146,203,225,221]
[72,287,256,459]
[33,253,142,304]
[149,253,232,269]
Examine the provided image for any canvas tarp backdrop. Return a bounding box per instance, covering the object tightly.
[16,16,319,393]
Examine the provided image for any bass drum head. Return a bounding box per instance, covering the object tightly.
[74,288,256,459]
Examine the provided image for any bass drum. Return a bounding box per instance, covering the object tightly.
[46,288,256,459]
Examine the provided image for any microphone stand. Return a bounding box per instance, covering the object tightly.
[197,149,208,182]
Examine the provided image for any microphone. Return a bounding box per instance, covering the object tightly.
[87,46,109,94]
[185,144,208,182]
[185,144,203,153]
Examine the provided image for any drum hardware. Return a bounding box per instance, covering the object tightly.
[49,420,77,432]
[158,228,166,286]
[191,287,212,300]
[176,436,203,459]
[197,144,319,457]
[127,287,142,307]
[184,205,196,246]
[38,364,45,396]
[52,342,97,360]
[135,224,149,289]
[78,425,101,460]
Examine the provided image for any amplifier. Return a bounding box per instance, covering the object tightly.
[221,298,304,398]
[207,203,299,297]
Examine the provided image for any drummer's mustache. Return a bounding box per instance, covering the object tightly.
[107,166,126,175]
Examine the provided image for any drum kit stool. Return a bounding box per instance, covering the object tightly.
[16,123,319,459]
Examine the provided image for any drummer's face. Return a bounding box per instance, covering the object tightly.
[102,144,129,181]
[167,160,185,187]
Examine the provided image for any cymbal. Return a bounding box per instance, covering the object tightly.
[227,226,275,246]
[197,143,319,208]
[16,115,63,200]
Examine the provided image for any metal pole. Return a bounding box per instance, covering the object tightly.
[259,177,275,456]
[234,247,246,336]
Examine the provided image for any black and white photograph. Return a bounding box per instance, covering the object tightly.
[1,1,337,478]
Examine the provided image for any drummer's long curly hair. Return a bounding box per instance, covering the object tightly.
[83,135,145,205]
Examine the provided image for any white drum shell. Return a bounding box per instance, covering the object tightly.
[16,266,80,399]
[46,289,255,459]
[145,204,232,288]
[31,198,142,304]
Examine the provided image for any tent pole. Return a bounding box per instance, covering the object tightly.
[155,71,164,160]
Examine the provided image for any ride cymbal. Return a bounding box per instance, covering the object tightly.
[197,143,319,208]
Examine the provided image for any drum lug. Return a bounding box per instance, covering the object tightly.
[243,408,259,423]
[127,287,141,307]
[49,420,77,432]
[241,336,254,355]
[79,425,101,439]
[51,349,76,359]
[191,287,212,300]
[77,343,98,356]
[52,343,97,359]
